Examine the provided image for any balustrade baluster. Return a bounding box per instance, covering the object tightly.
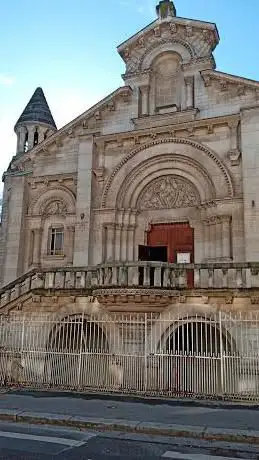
[154,267,161,287]
[143,266,150,287]
[128,265,139,286]
[194,268,201,288]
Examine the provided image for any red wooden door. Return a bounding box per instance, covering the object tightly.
[147,223,194,286]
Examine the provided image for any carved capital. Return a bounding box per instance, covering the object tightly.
[227,148,241,166]
[137,36,145,48]
[93,167,105,182]
[184,76,194,87]
[185,26,193,37]
[107,101,115,111]
[220,80,228,91]
[169,23,177,34]
[154,26,161,37]
[203,74,212,87]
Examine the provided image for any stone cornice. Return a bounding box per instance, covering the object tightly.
[95,113,240,149]
[201,70,259,90]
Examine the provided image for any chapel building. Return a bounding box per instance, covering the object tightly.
[0,1,259,396]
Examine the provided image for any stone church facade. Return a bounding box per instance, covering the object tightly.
[0,1,259,396]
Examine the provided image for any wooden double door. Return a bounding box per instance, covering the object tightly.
[139,223,194,286]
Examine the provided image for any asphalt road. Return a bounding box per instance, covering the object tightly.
[0,422,258,460]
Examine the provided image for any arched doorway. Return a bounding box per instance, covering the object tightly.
[45,315,110,389]
[157,317,233,396]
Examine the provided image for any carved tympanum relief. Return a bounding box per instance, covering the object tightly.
[43,200,67,217]
[138,175,200,210]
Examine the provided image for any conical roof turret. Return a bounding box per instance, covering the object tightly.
[14,87,56,131]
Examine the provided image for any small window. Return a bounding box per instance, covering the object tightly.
[49,227,64,255]
[33,128,39,146]
[24,131,29,153]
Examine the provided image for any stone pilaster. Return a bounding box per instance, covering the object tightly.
[139,85,150,116]
[65,225,75,265]
[184,76,194,109]
[32,228,43,267]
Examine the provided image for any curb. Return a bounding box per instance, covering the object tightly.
[1,410,259,445]
[5,388,259,411]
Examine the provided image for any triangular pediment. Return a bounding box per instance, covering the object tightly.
[117,14,219,77]
[7,86,133,172]
[201,70,259,95]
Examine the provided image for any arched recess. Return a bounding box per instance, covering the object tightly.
[140,39,195,71]
[116,155,216,209]
[44,312,124,389]
[27,186,76,268]
[147,305,236,395]
[102,138,234,209]
[29,186,76,217]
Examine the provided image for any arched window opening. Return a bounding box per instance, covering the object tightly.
[33,128,39,146]
[24,131,29,153]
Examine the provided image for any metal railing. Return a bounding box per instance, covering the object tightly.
[0,311,259,400]
[1,262,259,309]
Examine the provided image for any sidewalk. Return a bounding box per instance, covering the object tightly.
[0,389,259,444]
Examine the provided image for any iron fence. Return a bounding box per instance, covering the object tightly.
[0,311,259,400]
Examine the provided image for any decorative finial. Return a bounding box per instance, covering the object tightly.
[156,1,177,19]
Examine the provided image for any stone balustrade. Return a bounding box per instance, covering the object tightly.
[1,262,259,308]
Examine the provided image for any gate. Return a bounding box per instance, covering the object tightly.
[0,311,259,400]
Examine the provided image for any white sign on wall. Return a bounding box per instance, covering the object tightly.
[177,252,191,264]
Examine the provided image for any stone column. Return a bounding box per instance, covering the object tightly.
[32,228,43,267]
[203,221,210,261]
[221,216,231,259]
[184,76,194,109]
[127,224,136,261]
[215,218,222,259]
[16,125,27,154]
[139,85,149,116]
[105,224,115,261]
[66,225,75,265]
[209,220,216,260]
[115,224,122,261]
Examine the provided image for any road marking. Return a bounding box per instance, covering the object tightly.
[0,430,96,447]
[162,452,248,460]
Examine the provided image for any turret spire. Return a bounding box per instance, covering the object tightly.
[14,87,57,155]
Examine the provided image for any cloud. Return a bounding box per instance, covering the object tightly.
[0,74,15,86]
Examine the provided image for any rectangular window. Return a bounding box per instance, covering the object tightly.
[50,227,64,255]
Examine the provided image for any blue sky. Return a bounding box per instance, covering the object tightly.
[1,0,259,175]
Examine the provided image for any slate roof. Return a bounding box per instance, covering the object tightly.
[14,87,57,130]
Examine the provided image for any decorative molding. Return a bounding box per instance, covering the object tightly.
[139,38,195,71]
[138,175,200,210]
[132,108,199,130]
[43,200,67,217]
[227,149,241,166]
[201,70,259,93]
[101,137,234,208]
[93,167,106,182]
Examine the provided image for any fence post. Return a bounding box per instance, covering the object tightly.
[77,313,84,389]
[219,311,225,395]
